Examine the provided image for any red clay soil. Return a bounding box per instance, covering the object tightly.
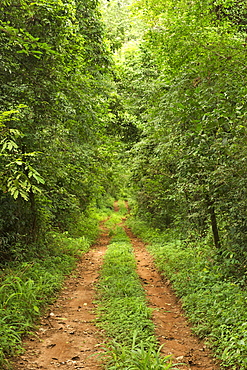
[124,226,221,370]
[12,228,110,370]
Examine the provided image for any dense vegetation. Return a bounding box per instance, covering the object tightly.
[115,0,247,276]
[128,217,247,369]
[0,0,121,262]
[1,0,247,368]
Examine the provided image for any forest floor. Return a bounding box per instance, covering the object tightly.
[12,204,220,370]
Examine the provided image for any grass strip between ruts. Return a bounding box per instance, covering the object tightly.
[96,226,178,370]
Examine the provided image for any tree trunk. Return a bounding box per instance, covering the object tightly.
[206,195,220,249]
[29,190,37,242]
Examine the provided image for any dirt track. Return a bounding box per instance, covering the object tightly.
[12,207,220,370]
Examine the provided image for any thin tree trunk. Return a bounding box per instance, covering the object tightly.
[206,195,220,249]
[29,190,37,242]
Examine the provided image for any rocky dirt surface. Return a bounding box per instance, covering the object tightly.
[12,206,221,370]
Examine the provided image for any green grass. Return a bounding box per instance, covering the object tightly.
[127,216,247,370]
[96,226,178,370]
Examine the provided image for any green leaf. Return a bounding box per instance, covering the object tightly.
[33,305,40,313]
[32,173,45,184]
[12,189,19,200]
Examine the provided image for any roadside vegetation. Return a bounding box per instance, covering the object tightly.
[96,225,178,370]
[127,217,247,370]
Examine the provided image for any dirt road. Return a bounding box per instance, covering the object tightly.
[12,207,220,370]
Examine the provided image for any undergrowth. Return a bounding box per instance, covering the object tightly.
[96,226,178,370]
[127,217,247,370]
